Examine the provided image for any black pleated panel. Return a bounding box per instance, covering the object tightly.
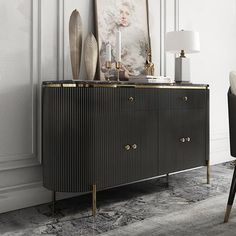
[42,86,209,193]
[43,87,95,192]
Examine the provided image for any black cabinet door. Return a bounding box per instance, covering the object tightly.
[93,88,136,190]
[126,110,159,183]
[159,108,206,174]
[125,89,159,182]
[93,88,159,189]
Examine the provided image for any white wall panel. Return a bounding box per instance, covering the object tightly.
[0,0,33,160]
[179,0,236,164]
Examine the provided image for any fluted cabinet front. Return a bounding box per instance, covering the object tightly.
[43,87,96,192]
[43,87,159,192]
[42,84,209,194]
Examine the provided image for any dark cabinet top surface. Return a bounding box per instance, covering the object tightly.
[42,80,209,89]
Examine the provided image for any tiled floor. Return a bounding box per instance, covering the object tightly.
[0,163,234,236]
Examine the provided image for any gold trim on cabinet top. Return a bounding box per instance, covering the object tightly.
[46,84,62,88]
[134,85,208,90]
[43,83,208,90]
[62,84,76,87]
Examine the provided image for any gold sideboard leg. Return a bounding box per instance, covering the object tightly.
[224,205,233,223]
[92,184,97,217]
[206,160,210,184]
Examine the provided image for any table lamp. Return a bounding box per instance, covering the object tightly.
[165,30,200,82]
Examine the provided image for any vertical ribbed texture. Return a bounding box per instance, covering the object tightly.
[42,86,209,193]
[42,87,160,192]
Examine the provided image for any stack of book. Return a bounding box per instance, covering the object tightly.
[129,75,174,83]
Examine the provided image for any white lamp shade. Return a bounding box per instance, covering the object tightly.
[165,30,200,54]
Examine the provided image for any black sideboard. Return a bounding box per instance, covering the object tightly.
[42,81,209,215]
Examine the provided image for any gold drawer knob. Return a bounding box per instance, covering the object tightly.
[186,137,191,142]
[180,138,186,143]
[132,144,137,150]
[128,97,134,102]
[125,145,131,151]
[182,96,188,102]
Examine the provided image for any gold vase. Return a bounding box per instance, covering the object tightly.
[69,9,83,80]
[84,33,98,81]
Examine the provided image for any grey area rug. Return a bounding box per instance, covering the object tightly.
[0,163,235,235]
[101,194,236,236]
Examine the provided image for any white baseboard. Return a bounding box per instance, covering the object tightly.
[210,132,233,165]
[0,182,86,214]
[0,182,51,213]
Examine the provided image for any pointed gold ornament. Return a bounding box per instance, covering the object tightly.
[69,9,83,80]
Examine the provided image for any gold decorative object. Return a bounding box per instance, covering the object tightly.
[145,47,155,76]
[145,0,155,76]
[116,61,121,81]
[105,61,112,81]
[92,184,96,217]
[84,33,98,80]
[69,9,83,80]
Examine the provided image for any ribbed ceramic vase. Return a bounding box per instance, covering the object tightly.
[84,33,98,80]
[69,9,83,80]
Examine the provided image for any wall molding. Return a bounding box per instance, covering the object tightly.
[0,182,51,213]
[174,0,179,31]
[0,0,41,168]
[57,0,65,81]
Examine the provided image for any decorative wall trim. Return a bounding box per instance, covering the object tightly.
[37,0,42,164]
[0,0,41,166]
[57,0,65,81]
[0,154,36,165]
[0,157,40,172]
[174,0,179,31]
[163,0,167,77]
[0,182,51,213]
[160,0,164,76]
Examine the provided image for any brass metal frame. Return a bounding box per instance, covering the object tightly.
[206,160,210,184]
[92,184,97,217]
[43,83,208,90]
[62,84,76,88]
[224,205,232,223]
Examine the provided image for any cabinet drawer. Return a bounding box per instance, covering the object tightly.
[134,89,159,111]
[160,89,206,110]
[92,88,159,113]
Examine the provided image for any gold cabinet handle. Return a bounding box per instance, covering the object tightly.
[128,97,134,102]
[125,145,131,151]
[180,138,186,143]
[132,144,137,150]
[186,137,191,142]
[182,96,188,102]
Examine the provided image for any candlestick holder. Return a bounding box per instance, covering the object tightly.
[116,61,121,81]
[105,61,112,81]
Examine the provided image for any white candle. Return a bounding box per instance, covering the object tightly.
[116,30,121,62]
[106,43,111,62]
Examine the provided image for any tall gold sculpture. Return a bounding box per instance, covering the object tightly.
[84,33,98,81]
[69,9,83,80]
[145,47,155,76]
[145,0,155,76]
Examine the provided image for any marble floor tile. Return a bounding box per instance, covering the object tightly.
[0,162,234,236]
